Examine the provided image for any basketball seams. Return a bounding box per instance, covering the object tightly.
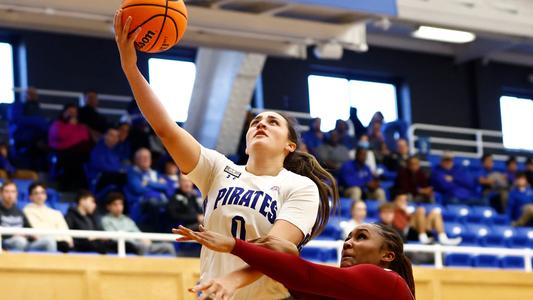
[121,4,188,21]
[145,0,169,52]
[166,16,179,46]
[127,14,166,36]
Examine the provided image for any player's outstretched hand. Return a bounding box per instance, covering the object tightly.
[173,225,236,253]
[114,9,141,72]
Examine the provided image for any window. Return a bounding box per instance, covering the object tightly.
[500,95,533,151]
[0,42,15,104]
[308,75,398,132]
[148,58,196,122]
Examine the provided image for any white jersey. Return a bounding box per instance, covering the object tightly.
[188,147,320,300]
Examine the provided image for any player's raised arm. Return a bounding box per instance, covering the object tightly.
[114,9,200,174]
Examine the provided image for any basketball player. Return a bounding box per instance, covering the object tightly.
[114,10,338,299]
[175,223,415,300]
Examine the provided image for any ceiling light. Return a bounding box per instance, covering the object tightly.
[412,26,476,43]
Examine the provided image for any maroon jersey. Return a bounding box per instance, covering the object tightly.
[232,239,415,300]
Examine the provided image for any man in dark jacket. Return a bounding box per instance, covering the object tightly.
[64,191,114,253]
[167,174,203,230]
[394,156,434,203]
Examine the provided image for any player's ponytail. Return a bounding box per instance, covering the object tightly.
[280,114,339,240]
[375,223,416,298]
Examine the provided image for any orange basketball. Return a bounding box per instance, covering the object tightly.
[120,0,188,53]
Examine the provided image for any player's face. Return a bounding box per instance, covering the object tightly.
[245,112,295,157]
[341,224,389,268]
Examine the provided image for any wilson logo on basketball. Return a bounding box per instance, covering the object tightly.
[135,30,157,49]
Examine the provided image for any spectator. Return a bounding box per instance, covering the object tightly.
[508,173,533,227]
[0,181,56,252]
[430,152,477,205]
[167,174,203,231]
[124,148,169,231]
[506,156,518,186]
[347,107,366,140]
[23,182,73,252]
[333,119,355,150]
[8,86,49,171]
[315,131,350,172]
[525,158,533,186]
[368,121,389,163]
[477,154,508,213]
[0,142,39,180]
[116,122,132,163]
[88,127,128,191]
[101,192,176,256]
[65,191,115,254]
[376,202,396,227]
[354,135,377,174]
[340,200,367,238]
[301,118,324,155]
[384,139,410,172]
[394,156,434,203]
[79,90,109,141]
[339,147,386,202]
[392,194,461,245]
[162,160,180,192]
[49,104,92,190]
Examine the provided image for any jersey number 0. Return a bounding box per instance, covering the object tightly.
[231,216,246,240]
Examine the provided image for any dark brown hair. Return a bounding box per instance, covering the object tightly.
[375,223,416,298]
[0,180,16,191]
[279,114,339,241]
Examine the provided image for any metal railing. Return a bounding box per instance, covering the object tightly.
[1,227,531,272]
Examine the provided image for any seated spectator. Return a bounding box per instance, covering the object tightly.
[0,181,56,252]
[477,154,508,213]
[102,192,175,256]
[384,139,410,172]
[79,90,109,141]
[339,147,386,202]
[347,107,366,140]
[430,152,477,205]
[354,135,377,174]
[394,156,434,203]
[49,104,92,190]
[23,182,73,252]
[508,173,533,227]
[167,174,203,231]
[116,122,132,163]
[392,194,461,245]
[376,202,396,227]
[340,200,367,238]
[0,142,39,180]
[162,160,179,192]
[8,86,49,171]
[65,191,116,254]
[124,148,169,231]
[301,118,324,155]
[368,121,389,163]
[88,127,128,191]
[525,157,533,186]
[315,131,350,173]
[506,156,518,186]
[333,119,355,150]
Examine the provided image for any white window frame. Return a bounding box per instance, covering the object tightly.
[0,42,15,104]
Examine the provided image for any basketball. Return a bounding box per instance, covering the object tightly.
[120,0,188,53]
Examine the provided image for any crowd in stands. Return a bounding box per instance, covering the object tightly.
[0,87,531,257]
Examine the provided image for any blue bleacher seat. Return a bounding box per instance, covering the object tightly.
[321,248,338,263]
[301,247,322,262]
[444,222,465,239]
[464,223,490,246]
[500,256,525,269]
[485,225,514,247]
[339,198,353,218]
[472,255,500,268]
[445,253,472,267]
[443,204,470,223]
[509,227,533,248]
[54,202,71,215]
[365,200,380,218]
[14,179,33,202]
[467,206,496,224]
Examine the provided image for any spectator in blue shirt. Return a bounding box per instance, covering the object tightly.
[508,173,533,227]
[506,156,518,186]
[301,118,324,155]
[124,148,169,231]
[116,122,132,163]
[477,154,509,213]
[88,128,128,191]
[430,152,477,205]
[339,147,386,202]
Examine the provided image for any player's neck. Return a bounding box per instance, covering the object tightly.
[246,155,284,176]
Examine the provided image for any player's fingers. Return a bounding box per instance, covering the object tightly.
[122,16,132,39]
[113,10,122,39]
[128,27,141,44]
[199,224,206,232]
[175,236,192,242]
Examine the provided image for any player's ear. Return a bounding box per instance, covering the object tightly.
[381,250,395,263]
[286,141,297,153]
